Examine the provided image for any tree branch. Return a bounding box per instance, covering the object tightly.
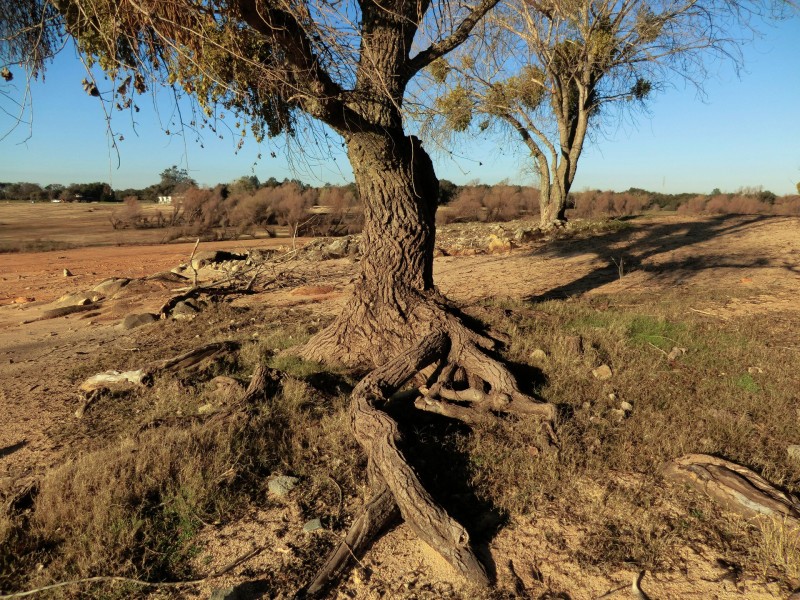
[405,0,500,80]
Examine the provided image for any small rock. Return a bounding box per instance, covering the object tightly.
[582,401,591,410]
[120,313,158,330]
[747,366,764,374]
[788,445,800,463]
[171,301,199,318]
[303,518,323,533]
[608,392,617,401]
[529,348,547,362]
[92,278,130,296]
[197,403,216,415]
[620,401,633,412]
[12,296,35,304]
[609,408,627,421]
[209,586,243,600]
[268,475,300,497]
[56,291,102,308]
[667,347,687,361]
[63,268,72,277]
[592,364,613,380]
[486,234,512,254]
[512,227,538,243]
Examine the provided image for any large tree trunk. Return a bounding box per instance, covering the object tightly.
[540,185,568,227]
[302,129,441,367]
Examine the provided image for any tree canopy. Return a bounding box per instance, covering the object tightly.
[426,0,774,225]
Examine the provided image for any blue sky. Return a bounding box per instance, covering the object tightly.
[1,15,798,195]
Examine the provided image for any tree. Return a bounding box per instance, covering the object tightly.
[66,181,115,202]
[1,0,557,592]
[428,0,761,227]
[158,165,197,196]
[438,178,460,204]
[228,174,261,195]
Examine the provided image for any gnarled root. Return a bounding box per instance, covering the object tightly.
[302,313,556,597]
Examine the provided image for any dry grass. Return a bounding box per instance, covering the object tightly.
[462,289,800,585]
[0,302,361,598]
[2,259,799,596]
[752,519,800,582]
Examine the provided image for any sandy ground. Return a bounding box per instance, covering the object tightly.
[1,213,799,599]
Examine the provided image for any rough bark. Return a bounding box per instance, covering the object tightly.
[540,187,568,227]
[299,121,556,591]
[302,130,440,367]
[295,8,557,591]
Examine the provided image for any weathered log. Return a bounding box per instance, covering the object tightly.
[663,453,800,525]
[76,342,240,417]
[22,303,100,324]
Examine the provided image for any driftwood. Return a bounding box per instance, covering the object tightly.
[22,303,100,324]
[157,275,258,317]
[663,454,800,525]
[76,341,240,417]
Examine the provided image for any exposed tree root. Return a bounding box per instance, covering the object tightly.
[302,304,556,596]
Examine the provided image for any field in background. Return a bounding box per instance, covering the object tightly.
[0,202,288,253]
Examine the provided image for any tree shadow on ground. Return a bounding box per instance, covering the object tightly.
[526,214,788,303]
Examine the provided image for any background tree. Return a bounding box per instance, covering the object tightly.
[228,174,261,195]
[428,0,764,226]
[1,0,558,591]
[157,165,197,196]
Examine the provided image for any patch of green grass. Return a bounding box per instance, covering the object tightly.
[626,315,687,349]
[734,373,760,393]
[268,354,328,378]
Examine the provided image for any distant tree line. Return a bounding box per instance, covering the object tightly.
[438,184,800,222]
[0,181,115,202]
[3,169,798,227]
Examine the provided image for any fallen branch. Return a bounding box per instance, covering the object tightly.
[22,303,100,324]
[663,454,800,525]
[76,342,240,417]
[157,265,262,317]
[688,307,728,320]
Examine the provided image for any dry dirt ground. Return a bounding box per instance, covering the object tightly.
[1,213,799,599]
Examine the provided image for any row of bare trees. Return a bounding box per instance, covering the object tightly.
[439,185,800,222]
[109,182,363,238]
[111,182,800,233]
